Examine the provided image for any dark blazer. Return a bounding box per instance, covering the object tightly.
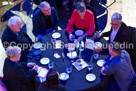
[2,58,37,91]
[32,7,59,37]
[102,22,130,43]
[1,27,33,62]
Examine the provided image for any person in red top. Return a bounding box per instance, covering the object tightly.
[66,2,95,41]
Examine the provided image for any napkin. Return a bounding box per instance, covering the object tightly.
[86,39,94,50]
[67,51,77,59]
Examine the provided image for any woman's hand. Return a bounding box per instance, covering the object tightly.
[27,62,36,67]
[32,65,39,71]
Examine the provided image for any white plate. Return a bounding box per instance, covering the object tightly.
[59,73,69,81]
[75,30,84,36]
[40,57,50,65]
[52,32,61,39]
[86,73,96,82]
[33,42,42,49]
[97,60,106,67]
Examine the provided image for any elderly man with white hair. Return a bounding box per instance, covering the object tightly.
[1,16,33,62]
[2,46,38,91]
[32,1,59,41]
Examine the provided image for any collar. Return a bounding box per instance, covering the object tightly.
[112,26,121,31]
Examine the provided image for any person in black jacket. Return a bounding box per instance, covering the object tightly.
[32,1,59,40]
[38,70,67,91]
[97,13,130,43]
[94,13,130,53]
[1,16,33,62]
[2,46,38,91]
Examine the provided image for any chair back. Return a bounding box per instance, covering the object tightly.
[128,26,136,72]
[32,5,40,15]
[0,79,7,91]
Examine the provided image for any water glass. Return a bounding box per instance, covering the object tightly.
[40,44,45,51]
[93,52,99,60]
[48,62,54,69]
[74,39,79,48]
[88,64,93,72]
[70,60,74,63]
[51,38,56,43]
[94,31,100,39]
[66,67,72,74]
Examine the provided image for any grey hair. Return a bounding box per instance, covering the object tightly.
[111,13,122,22]
[6,46,21,59]
[8,16,22,27]
[40,1,50,9]
[76,2,86,12]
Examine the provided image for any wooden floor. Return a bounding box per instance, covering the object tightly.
[0,0,136,77]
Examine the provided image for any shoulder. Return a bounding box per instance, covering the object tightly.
[33,8,42,18]
[38,83,49,91]
[121,50,130,59]
[2,27,11,38]
[56,84,67,91]
[51,7,57,14]
[86,9,94,16]
[72,9,78,15]
[51,7,55,11]
[120,22,129,31]
[3,58,18,70]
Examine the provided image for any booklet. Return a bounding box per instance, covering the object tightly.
[37,67,49,78]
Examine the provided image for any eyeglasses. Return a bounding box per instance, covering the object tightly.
[110,23,119,26]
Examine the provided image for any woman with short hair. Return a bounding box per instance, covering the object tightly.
[38,70,67,91]
[66,2,95,41]
[2,46,38,91]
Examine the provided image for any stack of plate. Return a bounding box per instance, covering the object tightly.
[59,73,69,81]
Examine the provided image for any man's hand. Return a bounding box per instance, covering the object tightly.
[101,67,107,76]
[94,32,103,39]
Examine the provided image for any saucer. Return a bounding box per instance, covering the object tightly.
[52,32,61,39]
[86,73,96,82]
[97,60,106,67]
[40,57,50,65]
[59,73,69,81]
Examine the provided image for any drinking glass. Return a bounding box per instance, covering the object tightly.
[70,60,74,63]
[88,64,93,72]
[51,38,56,43]
[66,67,72,74]
[48,62,54,69]
[93,52,99,60]
[40,44,45,51]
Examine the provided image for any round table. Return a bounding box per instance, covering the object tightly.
[28,30,109,90]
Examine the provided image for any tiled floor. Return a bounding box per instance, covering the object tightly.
[0,0,136,77]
